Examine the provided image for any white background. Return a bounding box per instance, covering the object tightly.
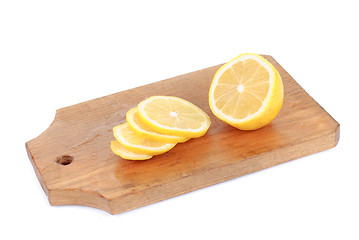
[1,1,358,239]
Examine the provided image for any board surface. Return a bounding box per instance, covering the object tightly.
[26,55,339,214]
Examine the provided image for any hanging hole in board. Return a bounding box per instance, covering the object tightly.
[56,155,74,165]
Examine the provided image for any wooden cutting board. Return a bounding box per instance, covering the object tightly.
[26,55,340,214]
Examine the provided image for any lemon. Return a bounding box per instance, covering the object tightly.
[137,96,211,138]
[111,141,152,160]
[126,107,189,143]
[113,122,176,155]
[209,53,284,130]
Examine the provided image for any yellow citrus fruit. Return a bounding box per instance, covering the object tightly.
[113,122,176,155]
[137,96,211,138]
[126,107,189,143]
[110,141,152,160]
[209,53,284,130]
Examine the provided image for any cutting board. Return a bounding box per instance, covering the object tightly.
[26,55,339,214]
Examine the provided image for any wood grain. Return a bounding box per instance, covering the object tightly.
[26,55,340,214]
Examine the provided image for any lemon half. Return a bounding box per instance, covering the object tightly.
[209,53,283,130]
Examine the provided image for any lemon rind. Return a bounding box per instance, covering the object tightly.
[111,141,153,160]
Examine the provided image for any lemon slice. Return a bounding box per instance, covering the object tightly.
[113,122,176,155]
[209,53,284,130]
[126,107,189,143]
[137,96,211,138]
[111,141,152,160]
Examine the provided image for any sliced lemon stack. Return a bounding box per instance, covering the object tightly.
[126,107,189,143]
[111,140,152,160]
[111,96,210,160]
[209,53,284,130]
